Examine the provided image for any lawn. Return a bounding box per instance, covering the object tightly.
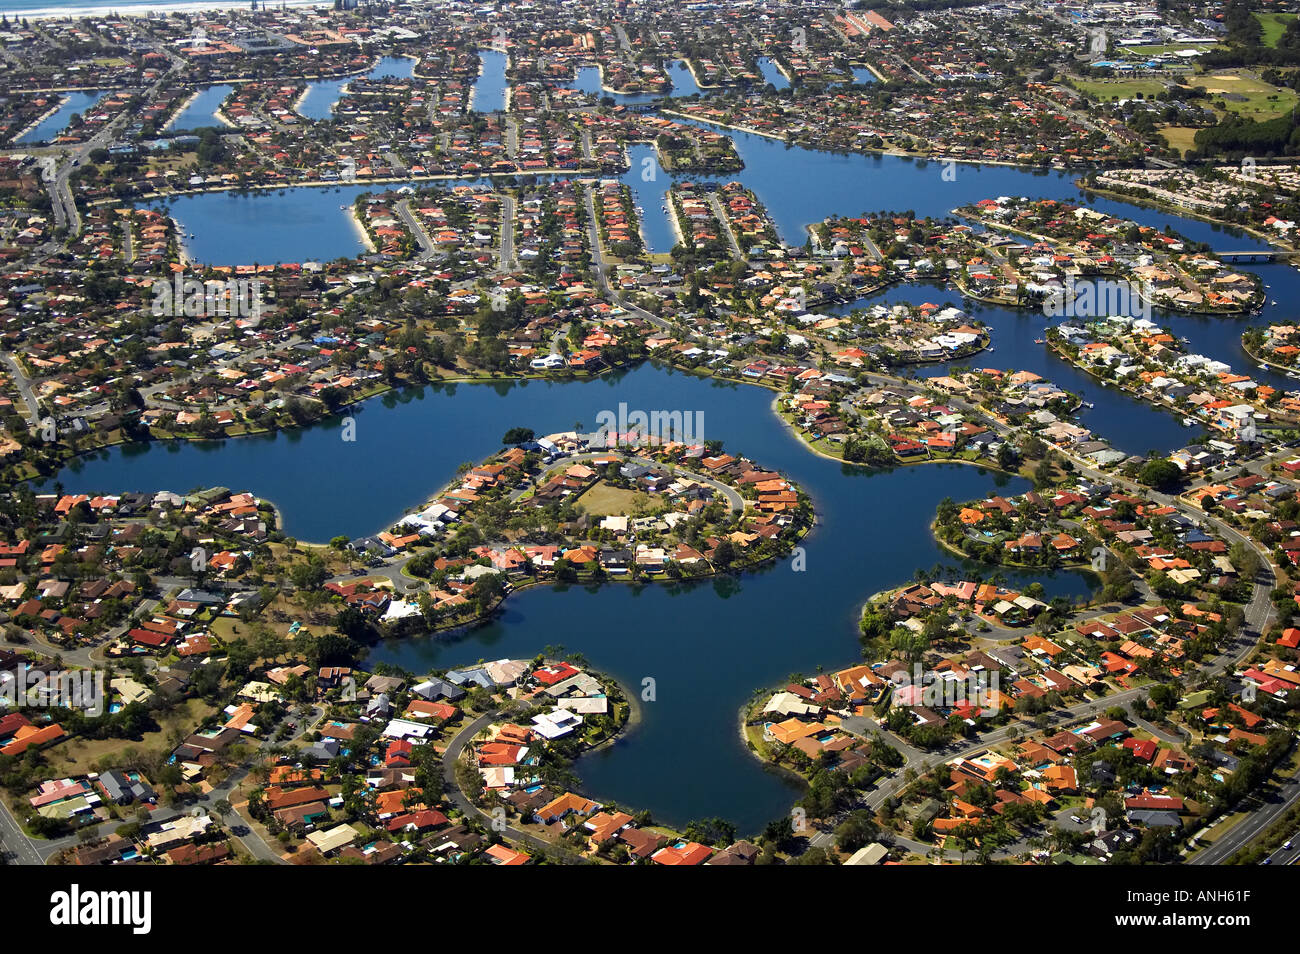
[1125,43,1214,57]
[1159,125,1201,156]
[1256,12,1297,48]
[575,479,643,516]
[1071,76,1176,102]
[41,697,219,778]
[209,593,331,644]
[1201,71,1299,121]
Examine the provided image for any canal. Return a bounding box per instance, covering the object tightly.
[88,66,1300,832]
[55,362,1094,832]
[16,90,105,144]
[297,55,419,122]
[166,84,235,133]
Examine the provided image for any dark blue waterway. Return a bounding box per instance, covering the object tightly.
[85,93,1300,832]
[469,50,508,114]
[818,284,1204,457]
[756,57,791,91]
[558,59,703,104]
[621,143,675,254]
[54,363,1092,831]
[672,117,1274,254]
[167,84,235,133]
[297,55,418,122]
[16,90,104,144]
[156,111,1276,268]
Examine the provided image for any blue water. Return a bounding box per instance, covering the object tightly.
[158,183,377,265]
[817,283,1204,457]
[470,49,508,114]
[670,118,1275,253]
[665,60,704,98]
[153,119,1276,271]
[55,362,1092,831]
[620,143,674,254]
[82,105,1300,832]
[757,57,790,91]
[558,59,703,104]
[297,55,418,122]
[166,84,234,133]
[16,90,104,144]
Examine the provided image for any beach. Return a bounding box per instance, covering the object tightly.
[2,0,324,18]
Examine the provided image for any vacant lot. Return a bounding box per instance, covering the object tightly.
[41,697,219,777]
[576,480,643,516]
[1159,125,1201,156]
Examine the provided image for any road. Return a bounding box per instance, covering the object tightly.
[0,701,313,865]
[395,198,437,260]
[706,192,742,259]
[1191,763,1300,865]
[582,183,670,332]
[0,797,45,866]
[1263,829,1300,865]
[440,707,588,864]
[40,51,186,238]
[499,193,516,272]
[0,352,42,426]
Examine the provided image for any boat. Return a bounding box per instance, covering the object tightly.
[1182,418,1195,426]
[1081,401,1094,409]
[1033,337,1046,344]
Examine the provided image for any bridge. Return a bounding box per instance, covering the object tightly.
[1216,250,1292,263]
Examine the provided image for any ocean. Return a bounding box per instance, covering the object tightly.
[0,0,323,18]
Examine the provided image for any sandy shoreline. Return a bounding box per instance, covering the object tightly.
[12,0,324,19]
[347,202,377,253]
[164,88,234,132]
[665,191,686,248]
